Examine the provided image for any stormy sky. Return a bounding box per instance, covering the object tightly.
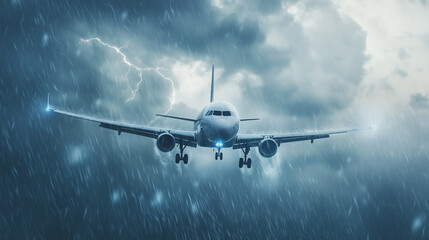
[1,0,429,239]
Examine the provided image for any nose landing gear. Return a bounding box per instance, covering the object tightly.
[215,149,223,160]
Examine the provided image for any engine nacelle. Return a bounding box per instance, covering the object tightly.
[258,138,278,158]
[156,133,176,152]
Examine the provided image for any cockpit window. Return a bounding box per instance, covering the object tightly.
[222,111,231,116]
[213,110,222,116]
[206,110,233,116]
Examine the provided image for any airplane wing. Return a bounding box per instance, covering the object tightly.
[233,127,370,149]
[47,106,197,147]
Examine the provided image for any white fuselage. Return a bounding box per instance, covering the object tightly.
[193,101,240,148]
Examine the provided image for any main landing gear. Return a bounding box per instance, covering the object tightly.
[239,146,251,168]
[175,140,188,164]
[215,149,223,160]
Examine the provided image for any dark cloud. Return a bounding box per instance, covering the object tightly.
[410,92,429,109]
[1,0,428,239]
[239,0,367,118]
[246,0,283,14]
[398,48,410,60]
[396,68,408,78]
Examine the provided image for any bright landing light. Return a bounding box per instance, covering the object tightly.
[215,141,224,148]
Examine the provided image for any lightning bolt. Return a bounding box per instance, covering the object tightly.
[80,37,175,119]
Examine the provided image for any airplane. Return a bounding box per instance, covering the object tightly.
[46,64,370,168]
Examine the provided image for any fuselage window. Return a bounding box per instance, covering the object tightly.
[213,110,222,116]
[223,111,231,116]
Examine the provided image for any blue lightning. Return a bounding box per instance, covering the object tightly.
[80,37,176,115]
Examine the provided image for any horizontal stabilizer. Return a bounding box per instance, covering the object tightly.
[156,114,196,122]
[240,118,260,122]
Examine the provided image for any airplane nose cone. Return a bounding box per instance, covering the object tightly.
[218,127,232,140]
[204,119,238,143]
[214,123,237,142]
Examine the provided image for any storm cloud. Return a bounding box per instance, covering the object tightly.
[410,92,429,109]
[1,0,429,239]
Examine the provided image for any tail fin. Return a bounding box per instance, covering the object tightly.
[210,64,214,102]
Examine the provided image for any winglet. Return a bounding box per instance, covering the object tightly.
[210,64,214,103]
[46,93,54,111]
[46,93,50,111]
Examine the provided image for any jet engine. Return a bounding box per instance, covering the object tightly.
[258,138,278,158]
[156,133,176,152]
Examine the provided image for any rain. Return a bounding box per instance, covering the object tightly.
[1,0,429,239]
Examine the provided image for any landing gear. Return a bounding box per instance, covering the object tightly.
[215,150,223,160]
[239,146,251,168]
[239,158,251,168]
[175,140,189,164]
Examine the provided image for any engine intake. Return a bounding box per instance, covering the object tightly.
[258,138,278,158]
[156,133,176,152]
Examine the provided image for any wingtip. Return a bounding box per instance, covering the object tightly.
[46,105,54,112]
[46,93,54,112]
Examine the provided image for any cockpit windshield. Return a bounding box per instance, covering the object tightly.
[205,110,233,116]
[213,110,222,116]
[222,111,231,116]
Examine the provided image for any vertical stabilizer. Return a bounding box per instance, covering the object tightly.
[210,64,214,102]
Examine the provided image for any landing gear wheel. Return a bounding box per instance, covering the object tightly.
[220,152,223,160]
[239,146,251,169]
[215,152,218,160]
[175,139,190,165]
[247,158,252,168]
